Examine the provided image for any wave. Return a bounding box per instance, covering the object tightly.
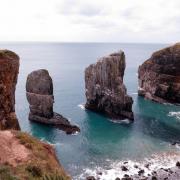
[168,111,180,120]
[109,119,131,124]
[78,103,85,110]
[76,151,180,180]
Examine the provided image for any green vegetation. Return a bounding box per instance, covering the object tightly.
[0,131,71,180]
[0,50,19,60]
[0,165,19,180]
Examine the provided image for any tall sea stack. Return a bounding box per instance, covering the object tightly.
[85,51,134,120]
[26,69,80,134]
[0,50,20,130]
[138,43,180,104]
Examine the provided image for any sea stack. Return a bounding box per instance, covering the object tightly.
[26,69,80,134]
[85,51,134,120]
[0,50,20,130]
[138,43,180,104]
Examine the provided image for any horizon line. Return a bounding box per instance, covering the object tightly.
[0,41,172,45]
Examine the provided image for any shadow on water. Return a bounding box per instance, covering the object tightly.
[135,96,180,143]
[29,122,57,143]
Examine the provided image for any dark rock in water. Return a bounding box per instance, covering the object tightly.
[124,174,129,177]
[138,43,180,104]
[26,69,80,134]
[176,161,180,167]
[86,176,96,180]
[144,163,150,169]
[121,175,132,180]
[121,165,128,171]
[115,178,120,180]
[0,50,20,130]
[138,169,145,175]
[97,171,102,175]
[134,164,138,169]
[151,176,157,180]
[85,51,134,120]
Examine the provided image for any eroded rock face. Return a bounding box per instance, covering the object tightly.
[138,43,180,104]
[26,69,54,118]
[85,51,134,120]
[0,50,20,130]
[26,69,80,134]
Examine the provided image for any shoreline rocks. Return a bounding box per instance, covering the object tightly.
[138,43,180,104]
[26,69,80,134]
[85,51,134,120]
[0,50,20,130]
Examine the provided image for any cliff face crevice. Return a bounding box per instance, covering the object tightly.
[0,50,20,130]
[85,51,134,120]
[138,43,180,104]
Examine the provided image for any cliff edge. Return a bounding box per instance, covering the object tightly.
[0,50,20,130]
[0,130,70,180]
[138,43,180,104]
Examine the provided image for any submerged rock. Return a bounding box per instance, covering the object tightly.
[0,50,20,130]
[138,43,180,104]
[85,51,134,120]
[26,69,80,134]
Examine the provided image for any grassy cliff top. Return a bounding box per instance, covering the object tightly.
[0,130,70,180]
[0,49,19,60]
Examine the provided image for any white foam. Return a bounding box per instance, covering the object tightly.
[132,92,138,95]
[168,111,180,120]
[109,119,131,124]
[78,104,85,110]
[71,131,79,135]
[76,152,180,180]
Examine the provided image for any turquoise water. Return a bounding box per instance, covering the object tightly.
[0,43,180,179]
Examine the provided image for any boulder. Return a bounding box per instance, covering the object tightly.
[0,50,20,130]
[85,51,134,120]
[138,43,180,104]
[26,69,80,134]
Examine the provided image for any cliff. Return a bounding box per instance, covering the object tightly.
[138,43,180,104]
[85,51,134,120]
[0,130,70,180]
[0,50,20,130]
[0,51,70,179]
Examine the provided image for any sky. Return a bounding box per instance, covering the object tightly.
[0,0,180,43]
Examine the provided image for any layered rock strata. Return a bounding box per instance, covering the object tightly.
[138,43,180,104]
[85,51,134,120]
[0,50,20,130]
[26,69,80,134]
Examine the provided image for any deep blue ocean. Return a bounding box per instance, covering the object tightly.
[0,43,180,179]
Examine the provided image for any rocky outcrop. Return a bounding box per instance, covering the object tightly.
[138,43,180,104]
[85,51,134,120]
[0,50,20,130]
[26,69,80,134]
[0,130,70,179]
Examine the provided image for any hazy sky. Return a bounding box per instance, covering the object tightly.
[0,0,180,43]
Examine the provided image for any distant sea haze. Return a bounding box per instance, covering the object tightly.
[2,42,179,179]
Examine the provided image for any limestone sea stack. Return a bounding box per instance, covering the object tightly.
[0,50,20,130]
[138,43,180,104]
[26,69,80,134]
[85,51,134,120]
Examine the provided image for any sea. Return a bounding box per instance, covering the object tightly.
[0,42,180,179]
